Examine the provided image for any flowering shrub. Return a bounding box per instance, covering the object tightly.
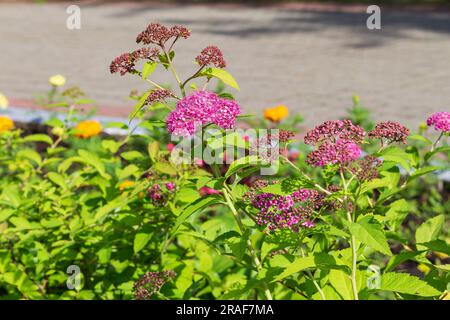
[0,22,448,300]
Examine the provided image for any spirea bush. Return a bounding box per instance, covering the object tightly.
[0,22,449,300]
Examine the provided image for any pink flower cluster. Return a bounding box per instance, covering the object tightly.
[166,90,241,136]
[133,270,176,300]
[110,48,159,76]
[195,46,226,68]
[252,189,323,231]
[427,112,450,133]
[136,23,190,46]
[306,139,362,167]
[145,89,173,105]
[368,121,409,144]
[304,120,366,145]
[304,120,364,168]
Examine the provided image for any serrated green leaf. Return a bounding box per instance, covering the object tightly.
[380,272,440,297]
[348,215,392,256]
[416,215,445,251]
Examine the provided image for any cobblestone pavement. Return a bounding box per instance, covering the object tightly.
[1,2,449,128]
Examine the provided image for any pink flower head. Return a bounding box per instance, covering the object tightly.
[301,220,315,228]
[136,23,190,46]
[165,182,175,192]
[427,112,450,133]
[195,46,226,68]
[304,120,366,145]
[145,89,172,105]
[306,139,361,167]
[110,53,135,76]
[166,90,241,136]
[252,189,323,231]
[369,121,410,144]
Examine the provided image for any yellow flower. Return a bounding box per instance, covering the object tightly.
[0,116,14,133]
[264,105,289,122]
[0,93,9,110]
[74,120,102,138]
[48,74,66,87]
[119,180,135,191]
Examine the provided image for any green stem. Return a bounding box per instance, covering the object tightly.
[222,187,273,300]
[283,156,342,202]
[162,46,185,97]
[340,170,359,300]
[431,131,444,152]
[299,246,326,300]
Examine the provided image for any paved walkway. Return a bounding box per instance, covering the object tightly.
[1,2,450,128]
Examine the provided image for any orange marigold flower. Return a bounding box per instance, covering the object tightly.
[0,116,14,133]
[264,105,289,122]
[119,180,135,191]
[74,120,102,138]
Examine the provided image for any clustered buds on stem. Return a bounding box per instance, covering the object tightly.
[133,270,176,300]
[250,188,324,231]
[348,155,382,182]
[306,139,362,167]
[195,45,226,68]
[368,121,410,144]
[304,120,366,145]
[145,89,173,105]
[136,23,190,46]
[110,48,159,76]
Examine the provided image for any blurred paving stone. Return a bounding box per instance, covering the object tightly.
[1,2,449,128]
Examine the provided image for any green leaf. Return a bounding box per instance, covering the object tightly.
[378,146,411,172]
[200,67,240,91]
[384,251,423,273]
[78,150,107,178]
[148,141,160,161]
[419,240,450,256]
[271,256,316,282]
[47,172,67,190]
[129,91,151,122]
[170,197,221,237]
[17,149,42,166]
[23,134,53,145]
[384,199,409,231]
[425,146,450,162]
[379,272,440,297]
[347,215,392,256]
[415,215,445,251]
[225,155,260,178]
[408,166,440,182]
[270,253,342,282]
[408,134,432,145]
[134,231,152,253]
[102,140,120,153]
[142,61,157,80]
[328,269,354,300]
[154,162,177,176]
[120,151,144,161]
